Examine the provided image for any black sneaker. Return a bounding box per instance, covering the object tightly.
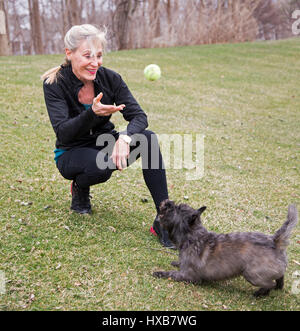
[70,181,92,214]
[150,215,176,249]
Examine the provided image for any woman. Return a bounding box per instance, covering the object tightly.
[42,24,174,248]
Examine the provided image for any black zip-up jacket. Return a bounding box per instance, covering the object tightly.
[43,64,148,150]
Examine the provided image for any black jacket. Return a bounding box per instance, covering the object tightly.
[43,64,148,150]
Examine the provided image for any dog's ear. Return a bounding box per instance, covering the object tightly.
[165,200,175,209]
[198,206,207,215]
[159,199,175,214]
[189,206,206,225]
[188,209,202,226]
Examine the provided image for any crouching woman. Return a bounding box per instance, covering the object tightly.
[42,24,174,248]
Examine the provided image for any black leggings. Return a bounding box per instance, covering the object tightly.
[56,130,168,213]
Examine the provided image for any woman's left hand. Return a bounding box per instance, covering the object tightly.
[111,138,130,171]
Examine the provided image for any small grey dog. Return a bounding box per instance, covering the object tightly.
[153,200,298,297]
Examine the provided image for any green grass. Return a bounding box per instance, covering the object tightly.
[0,38,299,311]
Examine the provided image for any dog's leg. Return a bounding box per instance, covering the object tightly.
[275,276,284,290]
[243,271,276,297]
[171,261,180,268]
[253,287,271,297]
[252,279,276,297]
[153,270,199,283]
[153,270,175,279]
[153,270,186,281]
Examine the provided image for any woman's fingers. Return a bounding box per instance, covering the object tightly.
[116,155,127,171]
[92,92,126,116]
[111,153,124,171]
[95,92,103,103]
[111,139,129,171]
[112,153,126,171]
[117,104,126,110]
[101,104,125,112]
[94,104,125,116]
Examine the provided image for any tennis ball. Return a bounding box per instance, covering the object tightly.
[144,64,161,81]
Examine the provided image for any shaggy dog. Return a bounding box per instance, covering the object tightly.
[153,200,298,297]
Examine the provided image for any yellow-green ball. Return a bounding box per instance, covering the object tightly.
[144,64,161,81]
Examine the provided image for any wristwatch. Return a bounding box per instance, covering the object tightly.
[119,134,132,145]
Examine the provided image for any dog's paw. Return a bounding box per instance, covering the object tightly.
[253,288,271,298]
[153,271,166,278]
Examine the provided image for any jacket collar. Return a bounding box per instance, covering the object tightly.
[61,64,101,87]
[61,64,83,88]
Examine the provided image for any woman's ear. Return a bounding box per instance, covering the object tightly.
[65,48,72,61]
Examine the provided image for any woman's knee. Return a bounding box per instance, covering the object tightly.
[77,168,112,187]
[87,166,113,184]
[97,169,113,183]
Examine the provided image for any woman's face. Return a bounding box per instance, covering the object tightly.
[66,39,103,83]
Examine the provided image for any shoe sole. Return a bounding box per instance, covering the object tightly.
[70,207,92,215]
[150,226,157,236]
[150,224,176,250]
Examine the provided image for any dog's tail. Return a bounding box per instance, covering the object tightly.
[273,204,298,250]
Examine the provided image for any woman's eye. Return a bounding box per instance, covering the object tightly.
[84,55,102,59]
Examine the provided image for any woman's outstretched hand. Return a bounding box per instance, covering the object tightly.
[92,92,125,116]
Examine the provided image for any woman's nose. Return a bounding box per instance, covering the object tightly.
[91,58,98,66]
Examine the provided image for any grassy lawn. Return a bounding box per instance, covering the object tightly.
[0,38,299,311]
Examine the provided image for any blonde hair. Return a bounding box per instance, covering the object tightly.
[41,24,107,84]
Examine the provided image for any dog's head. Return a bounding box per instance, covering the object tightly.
[158,199,206,244]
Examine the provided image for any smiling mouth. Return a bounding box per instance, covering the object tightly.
[87,69,97,75]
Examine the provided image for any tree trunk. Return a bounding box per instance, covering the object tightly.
[32,0,43,54]
[112,0,139,50]
[28,0,44,54]
[66,0,80,27]
[150,0,161,39]
[0,0,10,56]
[61,0,68,37]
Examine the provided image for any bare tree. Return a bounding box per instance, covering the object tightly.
[112,0,140,50]
[28,0,44,54]
[279,0,300,38]
[253,0,283,40]
[0,0,10,55]
[61,0,68,37]
[281,0,300,17]
[150,0,161,39]
[3,0,293,55]
[65,0,81,27]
